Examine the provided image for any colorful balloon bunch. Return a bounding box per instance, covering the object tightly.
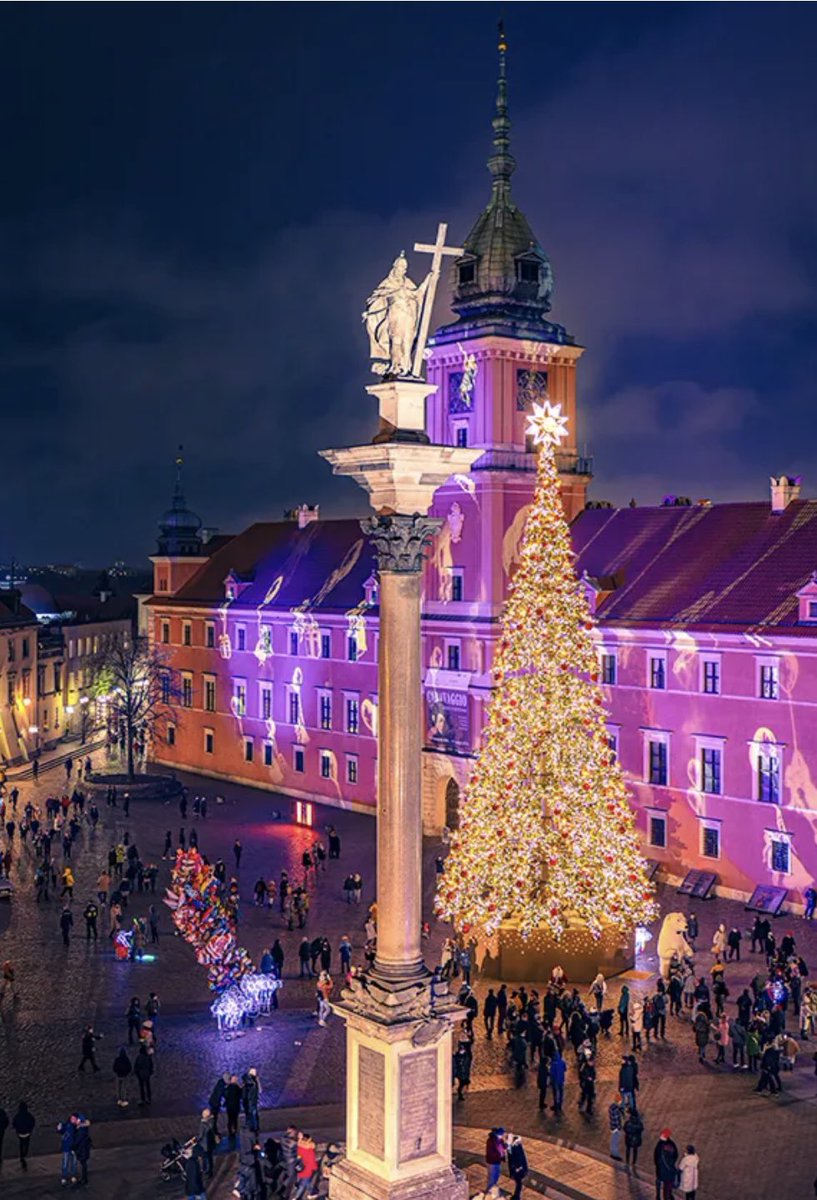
[164,849,254,995]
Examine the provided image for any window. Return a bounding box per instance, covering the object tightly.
[157,578,168,592]
[236,625,246,652]
[182,621,192,646]
[289,630,299,655]
[161,621,170,645]
[287,689,301,725]
[160,672,171,704]
[701,746,722,795]
[701,822,721,860]
[757,745,782,804]
[446,641,461,671]
[21,638,29,659]
[701,657,721,695]
[345,695,359,735]
[600,652,617,686]
[319,750,332,779]
[451,570,464,602]
[181,673,193,708]
[7,640,15,664]
[260,683,272,721]
[233,679,247,716]
[759,661,779,700]
[347,632,359,662]
[293,746,305,773]
[319,691,332,731]
[517,258,540,284]
[264,742,273,767]
[167,723,176,747]
[649,654,666,690]
[454,424,469,448]
[7,674,15,704]
[244,738,254,763]
[54,664,62,692]
[204,676,216,712]
[771,837,791,874]
[346,754,359,784]
[37,666,45,697]
[648,813,667,849]
[648,739,668,786]
[810,600,817,620]
[205,622,215,649]
[607,726,619,762]
[204,729,214,755]
[458,261,475,286]
[320,632,331,659]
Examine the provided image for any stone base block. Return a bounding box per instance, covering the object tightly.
[481,923,635,984]
[329,1158,468,1200]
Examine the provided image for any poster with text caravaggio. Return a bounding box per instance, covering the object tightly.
[425,688,470,754]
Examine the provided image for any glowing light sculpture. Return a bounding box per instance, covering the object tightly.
[436,402,658,944]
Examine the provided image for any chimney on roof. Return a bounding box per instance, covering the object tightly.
[770,474,801,513]
[287,504,320,529]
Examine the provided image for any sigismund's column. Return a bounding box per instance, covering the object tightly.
[320,227,479,1200]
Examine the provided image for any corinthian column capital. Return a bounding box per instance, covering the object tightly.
[361,513,443,574]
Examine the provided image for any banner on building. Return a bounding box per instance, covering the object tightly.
[425,686,470,754]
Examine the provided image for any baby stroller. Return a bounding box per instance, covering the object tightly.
[160,1136,197,1182]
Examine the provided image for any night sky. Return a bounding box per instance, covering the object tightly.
[4,4,817,564]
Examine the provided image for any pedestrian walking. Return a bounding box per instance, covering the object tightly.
[126,997,142,1045]
[653,1129,679,1200]
[77,1025,102,1073]
[624,1106,644,1171]
[242,1067,261,1134]
[453,1041,472,1101]
[618,984,630,1036]
[72,1114,92,1186]
[549,1049,566,1113]
[60,906,74,947]
[83,901,98,942]
[149,905,160,944]
[507,1134,529,1200]
[678,1144,699,1200]
[58,1116,76,1184]
[12,1102,35,1170]
[484,1127,506,1193]
[60,866,75,898]
[630,997,644,1052]
[134,1044,154,1104]
[727,927,742,961]
[693,1010,710,1063]
[113,1047,132,1107]
[608,1094,625,1160]
[484,987,498,1039]
[225,1075,242,1141]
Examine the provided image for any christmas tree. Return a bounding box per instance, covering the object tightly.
[436,400,657,943]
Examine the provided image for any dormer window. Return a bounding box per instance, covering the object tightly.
[517,258,540,284]
[458,259,476,286]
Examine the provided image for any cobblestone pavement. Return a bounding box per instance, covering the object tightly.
[2,760,817,1199]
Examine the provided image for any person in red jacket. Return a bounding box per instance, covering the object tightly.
[485,1127,506,1193]
[295,1131,318,1199]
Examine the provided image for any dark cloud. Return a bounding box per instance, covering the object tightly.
[2,5,817,561]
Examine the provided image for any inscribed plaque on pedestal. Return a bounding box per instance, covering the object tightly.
[357,1045,385,1160]
[398,1050,438,1163]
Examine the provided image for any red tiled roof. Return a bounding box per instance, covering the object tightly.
[571,499,817,634]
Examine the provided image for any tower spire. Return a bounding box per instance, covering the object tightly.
[173,444,185,506]
[488,21,516,201]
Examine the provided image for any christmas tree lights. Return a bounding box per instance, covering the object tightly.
[436,401,657,943]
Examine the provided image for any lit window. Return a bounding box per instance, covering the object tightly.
[319,692,332,731]
[320,750,332,779]
[702,658,721,695]
[649,655,666,690]
[759,663,779,700]
[321,632,331,659]
[771,838,790,874]
[293,746,305,774]
[244,738,254,763]
[648,814,667,849]
[345,696,359,735]
[701,747,722,795]
[346,755,359,784]
[600,652,617,686]
[204,729,214,755]
[648,740,668,786]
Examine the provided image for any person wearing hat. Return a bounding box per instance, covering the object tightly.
[485,1127,506,1193]
[654,1129,679,1200]
[242,1067,261,1134]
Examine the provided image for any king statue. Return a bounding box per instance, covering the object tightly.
[362,251,429,377]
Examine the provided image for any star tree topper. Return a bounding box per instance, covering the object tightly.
[526,399,569,449]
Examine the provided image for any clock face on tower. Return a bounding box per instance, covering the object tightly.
[516,368,548,411]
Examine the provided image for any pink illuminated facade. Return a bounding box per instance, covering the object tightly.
[146,62,817,908]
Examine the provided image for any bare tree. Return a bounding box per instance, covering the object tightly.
[91,635,178,781]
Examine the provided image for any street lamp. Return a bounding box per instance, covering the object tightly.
[79,695,90,746]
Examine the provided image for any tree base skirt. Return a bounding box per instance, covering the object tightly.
[479,921,635,984]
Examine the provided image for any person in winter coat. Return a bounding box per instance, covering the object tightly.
[549,1050,566,1113]
[630,998,644,1052]
[242,1068,261,1133]
[134,1044,154,1104]
[58,1117,76,1184]
[713,1014,730,1064]
[624,1106,644,1170]
[618,985,630,1036]
[678,1144,700,1199]
[78,1026,102,1073]
[225,1075,243,1140]
[746,1026,761,1073]
[590,972,607,1012]
[183,1144,206,1200]
[126,997,142,1045]
[60,906,74,947]
[618,1054,638,1111]
[507,1135,529,1200]
[113,1047,132,1107]
[711,923,727,958]
[729,1018,747,1068]
[608,1094,625,1160]
[198,1108,217,1177]
[12,1102,35,1170]
[653,1129,679,1200]
[484,1128,506,1193]
[693,1011,710,1063]
[72,1116,91,1185]
[295,1131,318,1199]
[452,1042,473,1100]
[727,927,742,961]
[208,1073,229,1136]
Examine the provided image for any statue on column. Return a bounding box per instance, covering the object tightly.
[362,252,429,377]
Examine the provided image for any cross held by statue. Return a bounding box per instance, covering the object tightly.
[411,222,463,376]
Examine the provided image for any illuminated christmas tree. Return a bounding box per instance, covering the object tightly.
[436,400,657,943]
